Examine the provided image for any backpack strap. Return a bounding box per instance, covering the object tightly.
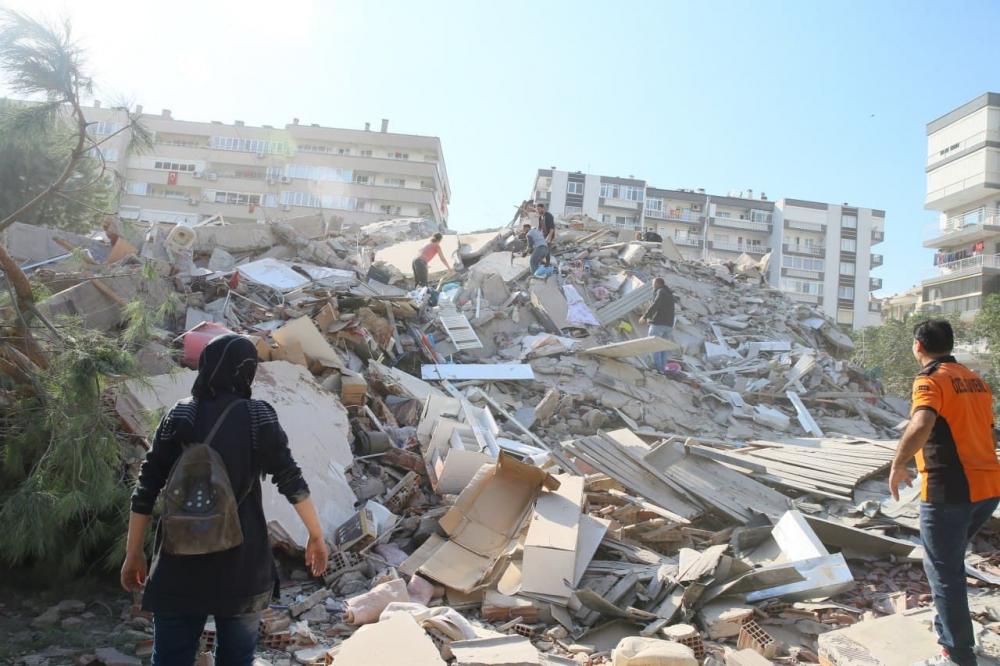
[202,399,245,448]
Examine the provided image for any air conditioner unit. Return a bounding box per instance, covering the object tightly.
[280,176,291,184]
[206,172,218,181]
[691,204,702,212]
[193,171,203,179]
[281,204,292,211]
[187,198,198,205]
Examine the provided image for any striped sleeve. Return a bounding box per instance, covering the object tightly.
[130,399,197,515]
[250,400,310,504]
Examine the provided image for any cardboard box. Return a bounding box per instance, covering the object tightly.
[340,372,368,407]
[400,453,559,593]
[334,501,397,552]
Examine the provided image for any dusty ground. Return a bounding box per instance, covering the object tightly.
[0,571,133,665]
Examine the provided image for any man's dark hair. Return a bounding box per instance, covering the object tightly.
[522,223,531,231]
[536,203,546,209]
[652,277,665,289]
[914,319,954,354]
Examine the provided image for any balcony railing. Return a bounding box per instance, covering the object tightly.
[924,208,1000,240]
[787,292,821,304]
[869,277,883,291]
[603,197,639,210]
[713,241,771,254]
[645,208,699,223]
[871,253,883,267]
[786,219,825,232]
[783,243,825,256]
[711,216,771,232]
[927,253,1000,278]
[672,235,703,247]
[871,229,885,243]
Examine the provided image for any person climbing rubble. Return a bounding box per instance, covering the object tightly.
[639,277,675,371]
[536,202,555,267]
[889,320,1000,666]
[412,232,453,287]
[521,223,549,275]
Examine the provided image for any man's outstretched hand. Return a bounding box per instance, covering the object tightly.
[889,465,913,502]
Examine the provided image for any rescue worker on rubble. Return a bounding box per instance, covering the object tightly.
[412,232,453,288]
[890,320,1000,666]
[636,230,663,243]
[521,223,549,274]
[638,277,675,372]
[536,203,555,267]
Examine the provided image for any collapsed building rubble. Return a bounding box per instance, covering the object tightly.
[8,210,1000,666]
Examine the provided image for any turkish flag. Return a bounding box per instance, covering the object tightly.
[248,203,255,213]
[167,171,178,185]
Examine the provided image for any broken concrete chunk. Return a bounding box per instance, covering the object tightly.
[611,637,698,666]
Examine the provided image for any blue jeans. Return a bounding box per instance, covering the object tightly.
[920,497,1000,665]
[153,612,262,666]
[529,245,548,274]
[648,324,673,370]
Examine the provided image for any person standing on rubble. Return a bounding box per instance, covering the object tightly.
[412,232,453,288]
[639,277,675,371]
[536,203,556,267]
[889,320,1000,666]
[121,334,329,666]
[522,223,550,275]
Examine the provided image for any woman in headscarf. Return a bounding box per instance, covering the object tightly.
[121,334,327,666]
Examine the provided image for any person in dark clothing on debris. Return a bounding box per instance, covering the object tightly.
[636,230,663,243]
[122,334,328,666]
[891,321,1000,666]
[522,223,549,274]
[536,203,555,267]
[639,277,675,371]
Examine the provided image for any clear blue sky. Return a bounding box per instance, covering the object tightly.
[4,0,1000,297]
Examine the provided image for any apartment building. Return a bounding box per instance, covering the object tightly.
[531,169,885,328]
[921,92,1000,320]
[79,103,450,230]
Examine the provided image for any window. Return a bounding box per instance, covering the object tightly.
[380,204,402,214]
[281,191,358,211]
[297,144,332,154]
[153,160,198,172]
[161,189,189,200]
[838,286,855,299]
[127,182,149,196]
[286,164,353,182]
[839,262,856,276]
[206,190,276,207]
[600,183,643,201]
[387,152,409,160]
[781,279,822,295]
[353,174,371,184]
[841,239,857,252]
[837,310,854,325]
[338,148,351,156]
[565,205,583,214]
[614,216,637,228]
[841,214,857,229]
[359,150,373,157]
[265,166,283,180]
[600,214,612,224]
[89,147,119,162]
[386,178,406,188]
[782,257,824,271]
[90,121,123,135]
[750,210,772,223]
[716,211,731,218]
[156,138,200,148]
[420,180,434,190]
[646,198,663,211]
[212,136,286,154]
[567,181,584,195]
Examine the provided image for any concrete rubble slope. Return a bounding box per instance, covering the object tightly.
[9,210,1000,665]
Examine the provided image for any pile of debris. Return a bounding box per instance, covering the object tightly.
[8,211,1000,666]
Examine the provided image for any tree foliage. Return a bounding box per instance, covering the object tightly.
[0,99,114,233]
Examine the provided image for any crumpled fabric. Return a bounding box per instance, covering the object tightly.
[379,602,477,642]
[406,575,435,606]
[562,284,601,327]
[343,578,409,625]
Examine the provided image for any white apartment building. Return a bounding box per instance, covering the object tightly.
[921,92,1000,320]
[79,103,451,230]
[531,169,885,328]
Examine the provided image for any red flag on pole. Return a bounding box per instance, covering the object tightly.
[167,171,178,185]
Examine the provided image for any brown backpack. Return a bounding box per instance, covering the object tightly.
[161,401,251,556]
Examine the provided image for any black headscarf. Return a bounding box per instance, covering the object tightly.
[191,334,258,400]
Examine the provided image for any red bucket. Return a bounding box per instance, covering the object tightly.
[182,322,233,369]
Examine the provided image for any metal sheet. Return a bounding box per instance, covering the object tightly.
[421,364,535,381]
[580,335,680,358]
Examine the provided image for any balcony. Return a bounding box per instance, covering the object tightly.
[535,190,551,202]
[602,197,640,210]
[869,301,883,313]
[923,208,1000,246]
[712,241,771,255]
[672,235,703,247]
[787,292,821,304]
[871,229,885,244]
[924,253,1000,281]
[783,243,825,257]
[871,253,883,267]
[645,208,700,224]
[784,267,822,280]
[710,216,772,233]
[869,277,883,291]
[785,218,825,232]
